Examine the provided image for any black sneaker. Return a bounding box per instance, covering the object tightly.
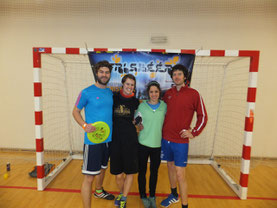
[94,189,115,200]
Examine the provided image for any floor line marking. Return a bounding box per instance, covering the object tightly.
[1,185,277,201]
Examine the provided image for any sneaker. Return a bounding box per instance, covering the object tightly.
[114,194,123,206]
[120,200,127,208]
[94,189,115,200]
[148,197,156,208]
[141,197,151,208]
[160,194,179,207]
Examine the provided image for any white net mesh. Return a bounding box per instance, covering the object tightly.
[41,54,94,169]
[190,56,250,184]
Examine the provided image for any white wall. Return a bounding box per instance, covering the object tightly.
[0,0,277,157]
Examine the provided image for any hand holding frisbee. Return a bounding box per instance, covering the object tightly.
[87,121,110,144]
[83,123,96,132]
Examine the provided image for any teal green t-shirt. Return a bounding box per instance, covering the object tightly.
[135,100,167,148]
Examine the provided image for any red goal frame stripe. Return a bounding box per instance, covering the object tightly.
[36,139,44,152]
[34,83,42,97]
[211,50,225,56]
[66,48,79,54]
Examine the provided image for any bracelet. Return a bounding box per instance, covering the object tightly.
[82,123,87,130]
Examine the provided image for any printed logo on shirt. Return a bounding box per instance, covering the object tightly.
[114,105,131,117]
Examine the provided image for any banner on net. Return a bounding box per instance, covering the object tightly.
[88,51,195,99]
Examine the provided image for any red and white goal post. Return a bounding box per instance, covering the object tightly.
[33,47,259,199]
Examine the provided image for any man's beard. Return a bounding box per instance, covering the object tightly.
[97,75,110,85]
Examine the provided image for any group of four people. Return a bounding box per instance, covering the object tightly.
[72,60,208,208]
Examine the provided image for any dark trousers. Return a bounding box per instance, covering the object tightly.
[138,143,161,198]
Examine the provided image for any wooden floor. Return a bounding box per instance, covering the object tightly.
[0,156,277,208]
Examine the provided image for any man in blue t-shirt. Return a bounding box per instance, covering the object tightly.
[73,60,114,208]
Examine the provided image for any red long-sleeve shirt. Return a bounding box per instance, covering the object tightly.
[162,86,208,143]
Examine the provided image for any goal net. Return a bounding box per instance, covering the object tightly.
[33,48,259,199]
[189,55,251,198]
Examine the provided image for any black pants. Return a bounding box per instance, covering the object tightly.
[138,143,161,198]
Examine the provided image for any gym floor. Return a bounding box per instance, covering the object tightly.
[0,153,277,208]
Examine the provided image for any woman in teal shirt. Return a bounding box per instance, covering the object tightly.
[135,81,167,208]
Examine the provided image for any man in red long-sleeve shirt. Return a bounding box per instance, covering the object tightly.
[160,64,208,208]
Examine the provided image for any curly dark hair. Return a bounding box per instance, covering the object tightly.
[170,64,189,79]
[94,60,112,74]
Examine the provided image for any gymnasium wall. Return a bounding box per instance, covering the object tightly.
[0,0,276,157]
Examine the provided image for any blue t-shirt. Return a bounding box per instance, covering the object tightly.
[75,85,113,145]
[147,102,160,111]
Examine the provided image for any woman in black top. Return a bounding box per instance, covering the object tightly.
[110,74,139,208]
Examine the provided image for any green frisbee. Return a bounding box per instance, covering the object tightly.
[87,121,110,144]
